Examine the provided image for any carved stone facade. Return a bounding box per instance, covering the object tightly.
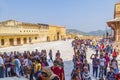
[107,2,120,42]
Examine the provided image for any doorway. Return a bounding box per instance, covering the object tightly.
[9,38,14,46]
[47,36,50,41]
[23,38,27,44]
[17,38,21,45]
[1,39,4,45]
[29,37,32,43]
[57,32,60,40]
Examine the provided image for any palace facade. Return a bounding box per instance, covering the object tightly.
[0,20,66,47]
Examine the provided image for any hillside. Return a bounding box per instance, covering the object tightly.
[67,29,112,36]
[66,29,88,35]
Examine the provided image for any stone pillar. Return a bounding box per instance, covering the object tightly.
[27,37,29,43]
[5,38,9,46]
[115,28,119,42]
[21,37,24,45]
[14,38,17,45]
[113,29,116,41]
[59,35,61,40]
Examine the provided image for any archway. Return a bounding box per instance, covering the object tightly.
[47,36,50,41]
[57,32,60,40]
[1,39,4,46]
[17,38,21,45]
[9,38,14,46]
[23,38,27,44]
[29,37,32,43]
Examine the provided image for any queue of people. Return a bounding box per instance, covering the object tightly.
[0,49,65,80]
[71,38,120,80]
[71,39,91,80]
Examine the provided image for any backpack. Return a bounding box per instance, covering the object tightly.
[92,58,99,67]
[112,50,117,57]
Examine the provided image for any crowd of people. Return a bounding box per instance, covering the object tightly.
[0,38,120,80]
[0,49,65,80]
[71,38,120,80]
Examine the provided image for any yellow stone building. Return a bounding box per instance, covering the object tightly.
[48,25,66,41]
[107,2,120,42]
[0,20,66,47]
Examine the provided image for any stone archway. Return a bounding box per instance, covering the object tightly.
[47,36,50,41]
[29,37,32,43]
[57,32,60,40]
[23,38,27,44]
[17,38,21,45]
[1,39,4,46]
[9,38,14,46]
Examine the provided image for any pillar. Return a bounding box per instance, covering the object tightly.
[27,37,30,43]
[4,37,9,46]
[21,37,24,45]
[114,27,119,42]
[14,38,17,45]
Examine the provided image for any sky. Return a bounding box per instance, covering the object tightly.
[0,0,118,32]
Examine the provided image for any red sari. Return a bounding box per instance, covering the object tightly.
[115,74,120,80]
[51,66,64,80]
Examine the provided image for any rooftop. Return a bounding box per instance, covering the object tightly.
[116,1,120,5]
[0,20,64,28]
[107,17,120,22]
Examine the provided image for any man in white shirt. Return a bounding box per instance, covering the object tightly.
[0,53,4,78]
